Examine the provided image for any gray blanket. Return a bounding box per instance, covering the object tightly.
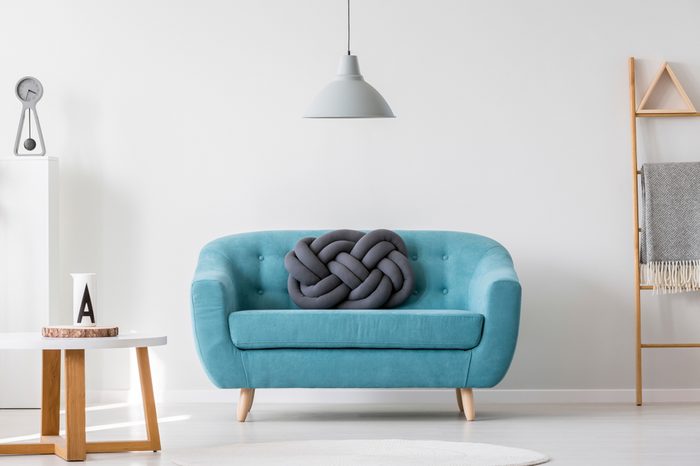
[640,162,700,292]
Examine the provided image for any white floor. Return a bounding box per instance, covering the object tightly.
[1,402,699,465]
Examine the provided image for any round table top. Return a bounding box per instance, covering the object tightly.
[0,332,167,350]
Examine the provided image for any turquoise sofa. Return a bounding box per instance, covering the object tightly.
[191,230,521,421]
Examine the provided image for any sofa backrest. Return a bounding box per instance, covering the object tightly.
[199,230,506,311]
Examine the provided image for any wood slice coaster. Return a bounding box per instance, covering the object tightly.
[42,326,119,338]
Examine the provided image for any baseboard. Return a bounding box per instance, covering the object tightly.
[86,388,700,405]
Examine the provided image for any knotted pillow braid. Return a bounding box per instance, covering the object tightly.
[285,229,415,309]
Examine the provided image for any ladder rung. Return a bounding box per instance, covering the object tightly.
[642,343,700,348]
[637,111,700,118]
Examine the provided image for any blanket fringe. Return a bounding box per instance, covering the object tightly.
[641,260,700,294]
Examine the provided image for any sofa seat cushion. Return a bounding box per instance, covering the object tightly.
[229,309,484,350]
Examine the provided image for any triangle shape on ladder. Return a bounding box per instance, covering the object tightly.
[637,62,696,113]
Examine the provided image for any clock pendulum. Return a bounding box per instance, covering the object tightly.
[14,76,46,156]
[24,109,36,151]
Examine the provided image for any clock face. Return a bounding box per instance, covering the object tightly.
[16,77,43,103]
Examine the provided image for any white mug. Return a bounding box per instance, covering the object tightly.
[71,273,97,327]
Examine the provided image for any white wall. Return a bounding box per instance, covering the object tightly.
[2,0,700,402]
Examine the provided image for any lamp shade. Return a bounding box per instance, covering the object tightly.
[304,55,395,118]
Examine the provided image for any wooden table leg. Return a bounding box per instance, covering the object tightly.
[2,346,163,459]
[41,350,61,436]
[61,349,86,461]
[0,443,55,455]
[136,347,161,452]
[1,350,62,457]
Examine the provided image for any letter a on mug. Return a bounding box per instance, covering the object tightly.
[71,273,97,327]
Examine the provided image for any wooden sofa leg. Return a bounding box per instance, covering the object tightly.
[237,388,255,422]
[460,388,476,421]
[455,388,464,413]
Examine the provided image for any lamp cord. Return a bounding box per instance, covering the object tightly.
[347,0,351,55]
[28,108,31,138]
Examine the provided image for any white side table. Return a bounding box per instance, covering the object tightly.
[0,333,167,461]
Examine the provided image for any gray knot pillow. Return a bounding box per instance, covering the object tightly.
[284,229,414,309]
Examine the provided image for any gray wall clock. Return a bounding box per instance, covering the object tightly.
[14,76,46,156]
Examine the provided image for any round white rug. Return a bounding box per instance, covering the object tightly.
[169,439,550,466]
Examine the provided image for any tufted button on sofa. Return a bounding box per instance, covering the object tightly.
[191,230,521,422]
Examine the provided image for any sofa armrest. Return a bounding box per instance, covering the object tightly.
[191,248,248,388]
[465,245,522,387]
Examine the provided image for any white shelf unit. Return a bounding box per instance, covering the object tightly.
[0,156,59,408]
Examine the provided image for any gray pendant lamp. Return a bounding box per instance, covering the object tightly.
[304,0,395,119]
